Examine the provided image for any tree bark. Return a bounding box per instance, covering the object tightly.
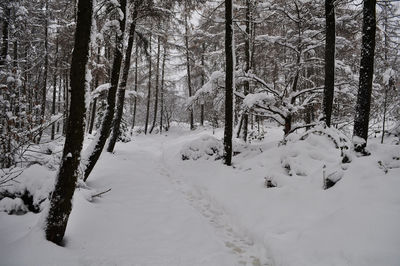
[150,36,161,134]
[323,0,335,127]
[184,12,194,130]
[38,0,49,143]
[144,31,152,134]
[200,43,205,126]
[131,45,139,130]
[107,14,137,152]
[159,44,166,133]
[0,6,10,67]
[242,0,252,141]
[353,0,376,149]
[84,0,126,180]
[45,0,92,245]
[224,0,234,166]
[51,35,59,140]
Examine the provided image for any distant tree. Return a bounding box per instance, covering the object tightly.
[45,0,92,244]
[353,0,376,151]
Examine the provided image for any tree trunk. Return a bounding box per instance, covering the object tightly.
[38,0,49,143]
[200,43,205,126]
[0,6,9,67]
[160,44,167,133]
[88,47,101,134]
[144,31,152,134]
[242,0,252,142]
[51,35,59,140]
[184,12,194,130]
[84,0,126,180]
[223,0,234,166]
[45,0,92,245]
[107,15,137,152]
[131,45,139,131]
[353,0,376,150]
[150,36,161,134]
[323,0,335,127]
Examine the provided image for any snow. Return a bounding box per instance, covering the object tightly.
[1,125,400,265]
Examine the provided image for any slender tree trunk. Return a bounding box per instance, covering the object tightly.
[353,0,376,150]
[38,0,49,143]
[45,0,93,245]
[242,0,252,142]
[131,45,139,130]
[0,6,9,67]
[63,70,69,135]
[224,0,234,166]
[84,0,126,180]
[184,13,194,130]
[150,36,161,134]
[51,35,59,140]
[144,31,152,134]
[200,43,205,126]
[57,69,62,133]
[323,0,335,127]
[108,16,137,152]
[88,47,100,134]
[160,45,166,133]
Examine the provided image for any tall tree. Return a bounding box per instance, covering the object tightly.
[184,10,194,130]
[322,0,335,127]
[150,36,161,134]
[159,44,167,133]
[144,30,152,135]
[353,0,376,151]
[84,0,127,180]
[45,0,92,245]
[107,6,139,152]
[223,0,234,166]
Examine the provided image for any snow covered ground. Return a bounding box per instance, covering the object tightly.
[1,124,400,266]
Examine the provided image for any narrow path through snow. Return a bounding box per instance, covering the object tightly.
[0,132,270,266]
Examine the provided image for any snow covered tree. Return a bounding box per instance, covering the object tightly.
[45,0,92,245]
[223,0,234,166]
[353,0,376,151]
[322,0,335,127]
[84,0,127,180]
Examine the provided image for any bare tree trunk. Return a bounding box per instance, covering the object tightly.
[242,0,252,142]
[108,15,137,152]
[150,36,161,134]
[51,35,59,140]
[200,43,205,126]
[131,45,139,130]
[160,44,166,133]
[45,0,92,245]
[353,0,376,151]
[323,0,335,127]
[144,31,152,134]
[84,0,127,180]
[0,6,9,67]
[88,47,101,134]
[224,0,234,166]
[184,12,194,130]
[38,0,49,143]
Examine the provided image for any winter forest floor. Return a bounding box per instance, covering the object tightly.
[1,124,400,266]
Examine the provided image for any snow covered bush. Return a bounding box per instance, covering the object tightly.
[181,135,223,161]
[267,125,352,189]
[0,164,54,214]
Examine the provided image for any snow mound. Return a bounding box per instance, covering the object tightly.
[0,164,55,214]
[181,135,223,161]
[267,125,352,189]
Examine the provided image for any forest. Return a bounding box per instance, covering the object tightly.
[0,0,399,265]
